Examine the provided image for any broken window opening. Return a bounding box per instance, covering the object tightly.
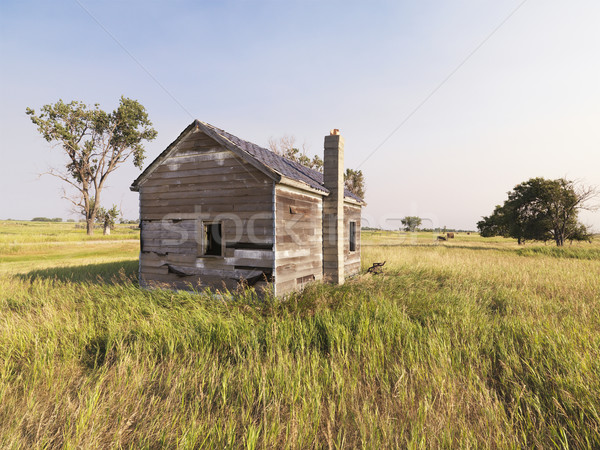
[203,222,223,256]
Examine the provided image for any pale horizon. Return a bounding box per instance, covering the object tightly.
[1,0,599,232]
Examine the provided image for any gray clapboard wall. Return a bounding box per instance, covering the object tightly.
[274,185,323,296]
[138,129,275,290]
[344,203,362,277]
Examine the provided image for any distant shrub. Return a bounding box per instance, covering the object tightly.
[32,217,63,222]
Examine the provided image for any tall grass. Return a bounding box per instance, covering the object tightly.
[0,228,599,447]
[516,245,600,260]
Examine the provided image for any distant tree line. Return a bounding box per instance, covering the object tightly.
[419,228,474,233]
[32,217,63,222]
[364,224,476,233]
[28,216,138,225]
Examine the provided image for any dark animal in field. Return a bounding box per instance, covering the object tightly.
[367,261,386,274]
[446,232,455,239]
[437,236,447,241]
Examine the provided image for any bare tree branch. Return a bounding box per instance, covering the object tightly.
[43,167,84,194]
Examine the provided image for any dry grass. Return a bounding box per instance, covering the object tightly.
[0,224,599,448]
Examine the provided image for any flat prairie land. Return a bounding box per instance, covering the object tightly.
[0,221,138,274]
[1,221,599,448]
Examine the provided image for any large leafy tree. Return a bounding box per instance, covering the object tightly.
[268,135,323,172]
[269,135,366,199]
[344,168,365,200]
[477,177,597,246]
[26,97,157,235]
[401,216,422,232]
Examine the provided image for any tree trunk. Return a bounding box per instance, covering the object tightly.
[554,229,564,246]
[86,218,94,235]
[103,224,110,235]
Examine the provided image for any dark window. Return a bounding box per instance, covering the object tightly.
[203,222,222,256]
[349,221,357,252]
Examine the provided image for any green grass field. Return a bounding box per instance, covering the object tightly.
[1,221,599,448]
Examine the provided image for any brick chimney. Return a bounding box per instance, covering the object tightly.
[322,129,345,284]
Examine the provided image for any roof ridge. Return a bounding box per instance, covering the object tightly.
[133,120,364,203]
[203,120,318,175]
[203,121,363,203]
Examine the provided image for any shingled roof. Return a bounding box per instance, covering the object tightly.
[131,120,364,204]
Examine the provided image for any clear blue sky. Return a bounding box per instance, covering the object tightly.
[1,0,599,230]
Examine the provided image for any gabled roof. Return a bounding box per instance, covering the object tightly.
[131,120,364,204]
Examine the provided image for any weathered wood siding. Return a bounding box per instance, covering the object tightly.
[274,185,323,296]
[344,203,361,277]
[138,129,274,291]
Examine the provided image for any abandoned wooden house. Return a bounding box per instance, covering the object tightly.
[130,120,365,296]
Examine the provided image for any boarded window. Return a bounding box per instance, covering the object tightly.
[203,222,223,256]
[349,221,357,252]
